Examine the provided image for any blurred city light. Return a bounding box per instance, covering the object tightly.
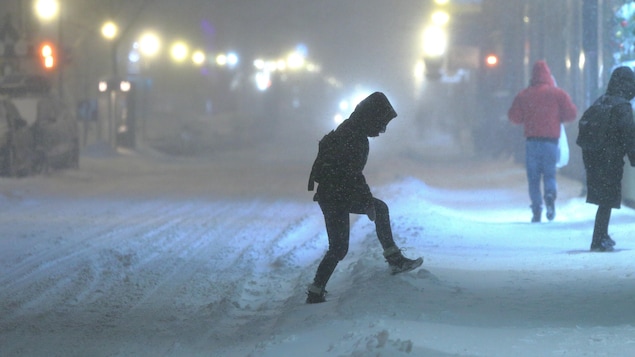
[255,71,271,91]
[191,50,206,65]
[579,51,586,71]
[276,59,286,71]
[287,51,305,70]
[34,0,59,21]
[431,10,450,26]
[215,52,239,67]
[128,43,141,63]
[253,58,265,70]
[216,53,227,66]
[226,52,239,67]
[339,100,349,112]
[332,88,372,126]
[333,113,344,125]
[39,42,55,69]
[170,41,189,62]
[120,80,131,92]
[139,32,160,57]
[101,21,118,40]
[485,54,498,67]
[422,25,447,57]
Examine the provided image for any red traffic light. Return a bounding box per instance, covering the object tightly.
[39,42,56,69]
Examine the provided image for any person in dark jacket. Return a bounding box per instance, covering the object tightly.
[579,66,635,252]
[306,92,423,304]
[508,60,578,222]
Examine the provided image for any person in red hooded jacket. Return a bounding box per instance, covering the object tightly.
[508,60,577,223]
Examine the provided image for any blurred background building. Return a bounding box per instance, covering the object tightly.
[0,0,630,170]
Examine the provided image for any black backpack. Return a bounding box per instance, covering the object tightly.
[576,97,628,151]
[308,130,341,191]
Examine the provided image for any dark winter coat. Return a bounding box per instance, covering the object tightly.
[508,60,577,139]
[310,92,397,207]
[582,66,635,208]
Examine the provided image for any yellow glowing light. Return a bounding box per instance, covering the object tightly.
[431,11,450,26]
[192,50,206,65]
[139,32,161,57]
[485,54,498,67]
[422,25,447,57]
[170,42,189,62]
[101,21,118,40]
[34,0,59,21]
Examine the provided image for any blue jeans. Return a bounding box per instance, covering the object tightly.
[525,140,558,210]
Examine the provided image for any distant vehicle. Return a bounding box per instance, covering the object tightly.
[0,98,35,177]
[0,94,79,176]
[13,95,79,172]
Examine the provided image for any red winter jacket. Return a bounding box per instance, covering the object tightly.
[508,61,577,139]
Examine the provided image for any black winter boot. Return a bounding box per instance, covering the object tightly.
[383,246,423,275]
[531,206,542,223]
[306,284,327,304]
[545,193,556,221]
[590,234,615,252]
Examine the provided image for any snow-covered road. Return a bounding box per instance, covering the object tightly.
[1,143,635,356]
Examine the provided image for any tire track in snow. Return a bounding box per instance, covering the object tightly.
[0,199,221,325]
[0,191,328,352]
[195,201,328,345]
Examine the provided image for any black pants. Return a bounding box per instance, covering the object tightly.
[311,197,396,289]
[592,205,612,241]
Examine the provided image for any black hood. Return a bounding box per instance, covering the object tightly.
[606,66,635,100]
[349,92,397,136]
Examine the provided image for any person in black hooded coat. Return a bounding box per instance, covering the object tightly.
[579,66,635,252]
[306,92,423,304]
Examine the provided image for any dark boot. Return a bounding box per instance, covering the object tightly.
[590,234,615,252]
[531,206,541,223]
[306,284,327,304]
[545,193,556,221]
[383,246,423,275]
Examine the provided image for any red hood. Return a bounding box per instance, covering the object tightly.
[530,60,555,86]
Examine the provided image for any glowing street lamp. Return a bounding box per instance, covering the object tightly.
[139,32,161,57]
[422,25,448,57]
[101,21,118,40]
[287,51,305,70]
[216,52,239,68]
[431,10,450,26]
[192,50,206,66]
[170,41,189,63]
[226,52,239,67]
[34,0,59,22]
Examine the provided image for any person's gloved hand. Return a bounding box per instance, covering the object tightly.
[366,203,376,222]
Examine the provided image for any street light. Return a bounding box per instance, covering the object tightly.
[191,50,206,66]
[34,0,64,96]
[422,25,447,57]
[287,51,305,70]
[170,41,189,63]
[100,20,120,79]
[139,32,160,57]
[34,0,59,22]
[101,21,118,40]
